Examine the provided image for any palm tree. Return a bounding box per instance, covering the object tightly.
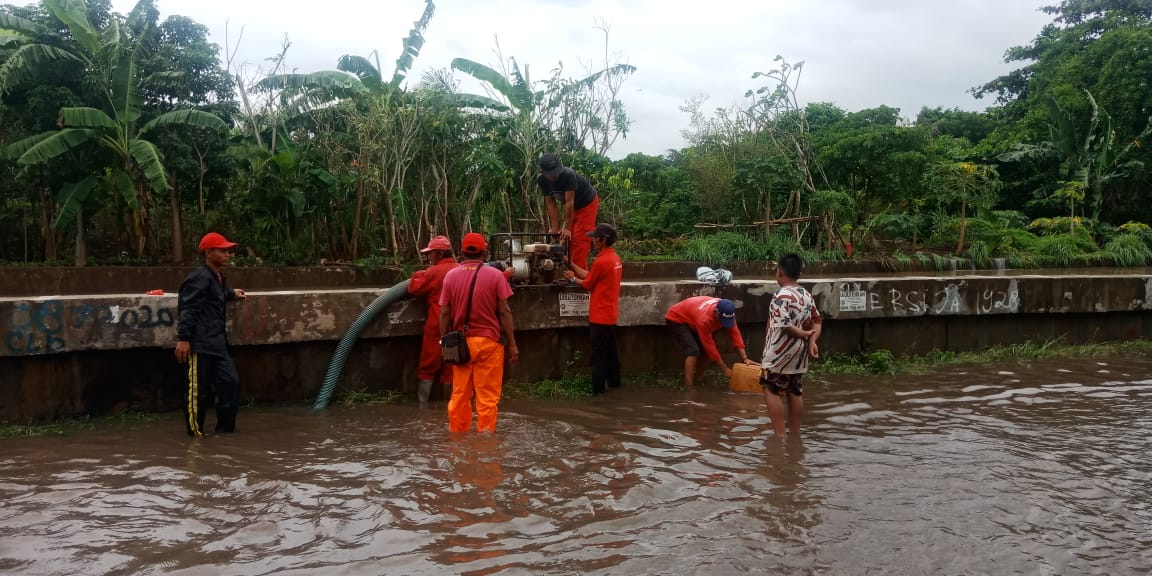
[0,0,228,265]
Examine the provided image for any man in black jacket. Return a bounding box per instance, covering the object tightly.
[176,232,247,437]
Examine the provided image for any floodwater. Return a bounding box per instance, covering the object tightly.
[3,359,1152,575]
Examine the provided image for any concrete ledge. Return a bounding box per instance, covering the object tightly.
[3,273,1151,358]
[4,273,1152,422]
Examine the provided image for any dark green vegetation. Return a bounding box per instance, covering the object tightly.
[1,0,1152,269]
[0,409,163,438]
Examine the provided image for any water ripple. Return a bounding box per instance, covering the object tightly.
[1,358,1151,574]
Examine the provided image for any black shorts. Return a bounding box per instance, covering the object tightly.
[667,321,703,357]
[761,372,804,396]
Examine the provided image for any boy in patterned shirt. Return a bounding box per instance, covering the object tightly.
[760,253,822,436]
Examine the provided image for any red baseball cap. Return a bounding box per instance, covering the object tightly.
[420,235,452,253]
[461,232,488,254]
[198,232,237,251]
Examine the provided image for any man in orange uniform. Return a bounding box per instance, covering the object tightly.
[439,233,520,433]
[564,223,623,395]
[664,296,759,386]
[408,235,458,407]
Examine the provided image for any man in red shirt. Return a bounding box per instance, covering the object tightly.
[439,233,519,433]
[564,223,623,395]
[664,296,759,387]
[408,235,458,407]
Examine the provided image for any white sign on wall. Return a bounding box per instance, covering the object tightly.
[839,283,868,312]
[559,292,590,317]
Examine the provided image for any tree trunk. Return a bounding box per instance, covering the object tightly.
[462,176,483,234]
[195,143,208,220]
[40,186,57,262]
[75,207,87,267]
[956,201,967,256]
[171,179,184,264]
[382,154,400,263]
[764,192,772,238]
[351,170,365,260]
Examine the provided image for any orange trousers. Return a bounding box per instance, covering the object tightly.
[448,336,505,433]
[568,195,599,269]
[417,319,451,383]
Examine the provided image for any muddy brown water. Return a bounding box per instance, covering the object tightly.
[3,359,1152,575]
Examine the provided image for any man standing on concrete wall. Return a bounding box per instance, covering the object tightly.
[564,223,623,395]
[665,296,758,387]
[538,153,599,269]
[439,233,519,433]
[175,232,247,437]
[408,235,458,407]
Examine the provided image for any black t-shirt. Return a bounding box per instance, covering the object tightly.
[537,167,597,210]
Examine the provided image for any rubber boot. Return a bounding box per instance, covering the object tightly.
[417,380,433,407]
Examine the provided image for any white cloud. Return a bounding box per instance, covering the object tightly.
[16,0,1052,157]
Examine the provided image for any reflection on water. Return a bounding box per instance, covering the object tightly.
[3,359,1152,574]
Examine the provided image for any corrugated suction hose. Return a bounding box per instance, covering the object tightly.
[312,280,412,411]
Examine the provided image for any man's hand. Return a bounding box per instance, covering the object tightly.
[809,341,820,360]
[562,270,576,281]
[233,289,247,300]
[742,358,759,366]
[722,365,733,378]
[559,228,572,242]
[507,344,519,364]
[175,341,190,363]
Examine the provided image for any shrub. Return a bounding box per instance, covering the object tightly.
[1035,233,1096,267]
[1104,234,1152,267]
[682,231,766,266]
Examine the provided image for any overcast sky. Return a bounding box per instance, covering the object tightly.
[21,0,1053,157]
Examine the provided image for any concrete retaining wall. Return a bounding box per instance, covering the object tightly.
[2,273,1151,422]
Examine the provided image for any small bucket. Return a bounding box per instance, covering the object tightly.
[728,363,762,394]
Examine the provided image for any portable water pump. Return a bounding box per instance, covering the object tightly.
[486,232,570,286]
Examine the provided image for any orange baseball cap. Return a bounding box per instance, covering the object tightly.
[461,232,487,254]
[198,232,237,251]
[420,235,452,253]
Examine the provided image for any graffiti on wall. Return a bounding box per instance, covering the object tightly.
[5,300,175,354]
[835,280,1021,316]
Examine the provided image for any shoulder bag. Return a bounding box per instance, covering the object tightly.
[440,265,482,365]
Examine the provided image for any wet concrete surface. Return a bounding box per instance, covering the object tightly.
[3,358,1151,574]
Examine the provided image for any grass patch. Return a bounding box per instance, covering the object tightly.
[333,388,404,406]
[1,410,164,439]
[623,371,687,390]
[511,372,594,399]
[509,369,690,399]
[810,339,1152,377]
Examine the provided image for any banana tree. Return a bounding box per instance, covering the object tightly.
[252,0,436,115]
[450,57,550,225]
[0,0,228,265]
[998,90,1150,220]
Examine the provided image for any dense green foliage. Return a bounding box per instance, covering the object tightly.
[2,0,1152,268]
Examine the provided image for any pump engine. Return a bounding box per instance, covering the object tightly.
[486,232,569,286]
